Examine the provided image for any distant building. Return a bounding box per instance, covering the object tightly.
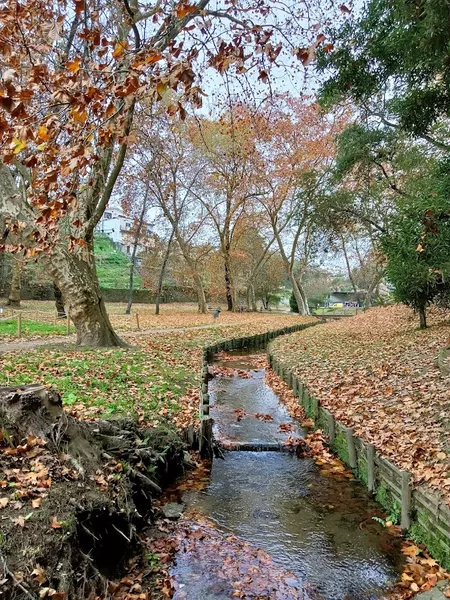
[96,205,151,255]
[327,290,366,308]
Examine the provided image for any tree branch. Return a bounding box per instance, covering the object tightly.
[369,110,450,153]
[84,100,136,237]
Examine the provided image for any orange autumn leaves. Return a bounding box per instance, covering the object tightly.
[271,305,450,504]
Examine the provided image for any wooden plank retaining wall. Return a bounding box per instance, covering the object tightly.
[184,319,450,570]
[268,350,450,569]
[196,321,319,457]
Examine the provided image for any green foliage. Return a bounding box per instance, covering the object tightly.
[0,347,189,421]
[289,293,299,313]
[318,0,450,138]
[380,182,450,325]
[410,511,450,570]
[357,458,368,487]
[94,234,141,289]
[0,319,74,337]
[374,483,400,523]
[332,431,349,465]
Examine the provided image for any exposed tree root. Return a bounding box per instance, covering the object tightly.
[0,384,187,599]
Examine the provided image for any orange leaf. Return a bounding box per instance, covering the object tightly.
[74,0,85,14]
[156,81,168,98]
[66,58,81,73]
[37,125,50,141]
[402,544,420,558]
[146,52,162,64]
[176,3,196,18]
[113,41,127,59]
[51,516,62,529]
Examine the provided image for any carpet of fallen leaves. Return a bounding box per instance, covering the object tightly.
[0,314,314,430]
[0,301,303,340]
[271,305,450,504]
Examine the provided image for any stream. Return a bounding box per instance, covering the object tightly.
[170,351,404,600]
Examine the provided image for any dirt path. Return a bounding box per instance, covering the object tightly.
[0,321,254,353]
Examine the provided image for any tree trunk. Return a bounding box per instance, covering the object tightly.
[155,230,174,315]
[272,226,309,315]
[125,260,136,315]
[418,304,427,329]
[193,272,207,313]
[290,272,309,316]
[364,269,383,309]
[247,282,257,312]
[341,235,357,293]
[126,195,148,315]
[53,283,66,317]
[169,229,206,313]
[48,245,127,347]
[6,259,23,307]
[224,255,234,312]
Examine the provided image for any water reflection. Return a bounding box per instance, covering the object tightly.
[172,356,402,600]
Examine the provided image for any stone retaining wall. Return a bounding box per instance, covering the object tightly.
[269,351,450,570]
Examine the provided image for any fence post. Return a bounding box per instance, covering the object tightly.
[367,444,375,493]
[311,396,319,422]
[135,312,140,330]
[345,426,357,469]
[401,471,412,531]
[17,312,22,338]
[327,412,335,446]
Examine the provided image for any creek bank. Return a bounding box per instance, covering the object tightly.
[0,384,188,599]
[167,350,411,600]
[267,341,450,596]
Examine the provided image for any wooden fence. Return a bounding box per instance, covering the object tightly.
[269,353,450,569]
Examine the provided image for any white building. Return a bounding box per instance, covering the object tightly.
[96,205,133,253]
[96,205,153,256]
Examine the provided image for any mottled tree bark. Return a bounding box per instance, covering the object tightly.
[53,284,66,317]
[48,245,127,347]
[246,282,257,312]
[6,260,23,308]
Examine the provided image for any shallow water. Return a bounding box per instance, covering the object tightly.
[171,353,403,599]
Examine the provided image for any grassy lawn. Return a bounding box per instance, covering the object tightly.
[0,315,315,429]
[95,233,142,289]
[0,302,295,339]
[0,318,75,338]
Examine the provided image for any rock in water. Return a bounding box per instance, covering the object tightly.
[161,502,185,520]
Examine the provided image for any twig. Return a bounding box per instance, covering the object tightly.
[80,523,99,541]
[111,523,131,543]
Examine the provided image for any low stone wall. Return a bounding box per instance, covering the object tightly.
[269,352,450,570]
[197,322,319,457]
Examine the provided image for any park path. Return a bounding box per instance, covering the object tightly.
[0,320,254,354]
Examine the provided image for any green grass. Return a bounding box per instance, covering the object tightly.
[0,346,194,422]
[94,234,142,289]
[0,319,75,337]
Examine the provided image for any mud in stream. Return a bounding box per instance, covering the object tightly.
[170,351,403,600]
